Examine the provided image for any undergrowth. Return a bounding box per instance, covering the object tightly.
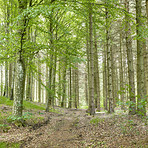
[0,96,45,110]
[0,142,20,148]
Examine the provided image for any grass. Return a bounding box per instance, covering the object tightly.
[0,96,59,125]
[0,97,13,106]
[90,117,104,125]
[0,96,46,125]
[23,101,45,110]
[0,96,45,110]
[0,142,20,148]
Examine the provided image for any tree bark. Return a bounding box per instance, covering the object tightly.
[145,0,148,97]
[136,0,146,116]
[94,27,100,111]
[125,0,136,115]
[89,4,95,115]
[103,46,108,110]
[13,0,27,117]
[119,32,125,110]
[68,67,72,108]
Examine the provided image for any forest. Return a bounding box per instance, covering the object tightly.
[0,0,148,147]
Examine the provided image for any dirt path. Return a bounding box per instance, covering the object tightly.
[0,107,148,148]
[22,108,90,148]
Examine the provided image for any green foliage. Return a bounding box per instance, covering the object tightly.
[0,96,45,110]
[0,124,11,133]
[23,101,45,110]
[90,117,104,125]
[0,142,20,148]
[0,97,13,106]
[7,115,24,123]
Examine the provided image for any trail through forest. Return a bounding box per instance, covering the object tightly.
[0,106,148,148]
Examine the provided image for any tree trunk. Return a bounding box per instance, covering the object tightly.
[10,62,16,100]
[3,1,9,98]
[103,46,108,110]
[89,4,95,115]
[86,20,91,111]
[119,32,125,110]
[75,63,79,108]
[136,0,146,116]
[46,5,54,112]
[68,67,72,108]
[13,60,26,117]
[38,55,41,103]
[13,0,27,117]
[3,62,8,97]
[9,63,12,97]
[145,0,148,97]
[105,2,114,113]
[85,72,88,106]
[94,28,100,111]
[61,63,67,108]
[125,0,136,115]
[1,65,3,96]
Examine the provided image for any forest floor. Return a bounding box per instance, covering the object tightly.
[0,104,148,148]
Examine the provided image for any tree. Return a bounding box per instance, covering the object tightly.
[136,0,146,116]
[13,0,27,117]
[125,0,136,115]
[105,1,114,113]
[88,3,95,115]
[94,26,100,111]
[145,0,148,97]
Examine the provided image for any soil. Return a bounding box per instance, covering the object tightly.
[0,106,148,148]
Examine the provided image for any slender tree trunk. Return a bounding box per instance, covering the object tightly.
[86,21,91,111]
[94,28,100,111]
[13,0,27,117]
[51,53,57,107]
[38,55,41,103]
[111,45,117,109]
[68,67,72,108]
[89,4,95,115]
[107,45,114,113]
[26,68,31,101]
[103,46,108,110]
[119,32,125,110]
[10,62,16,100]
[145,0,148,96]
[105,2,114,113]
[61,63,67,108]
[9,63,12,97]
[3,2,10,98]
[3,62,8,97]
[136,0,146,116]
[46,5,54,112]
[75,63,79,108]
[72,68,75,108]
[85,72,88,106]
[58,62,61,106]
[1,65,3,96]
[125,0,136,115]
[73,67,77,109]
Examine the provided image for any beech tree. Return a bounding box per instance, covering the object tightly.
[12,0,27,117]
